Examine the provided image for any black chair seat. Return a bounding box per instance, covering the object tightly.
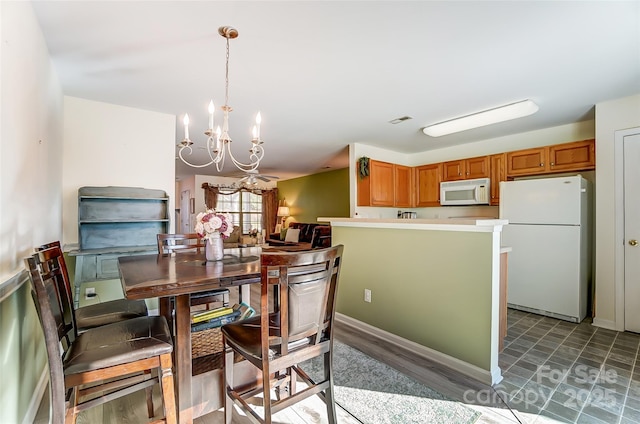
[221,314,282,360]
[75,298,148,332]
[64,316,173,375]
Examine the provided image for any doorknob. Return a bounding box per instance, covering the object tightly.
[630,239,639,246]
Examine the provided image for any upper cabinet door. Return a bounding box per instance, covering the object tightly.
[466,156,490,179]
[548,139,595,172]
[443,160,465,181]
[506,147,548,176]
[416,163,442,207]
[489,153,506,206]
[394,165,413,207]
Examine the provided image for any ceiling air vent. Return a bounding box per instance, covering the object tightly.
[388,116,413,125]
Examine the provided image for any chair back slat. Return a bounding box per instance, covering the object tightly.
[157,233,205,255]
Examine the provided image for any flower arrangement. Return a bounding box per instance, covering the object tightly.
[195,209,234,240]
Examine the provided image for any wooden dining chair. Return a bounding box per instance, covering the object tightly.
[157,233,230,309]
[26,246,177,424]
[37,241,148,332]
[221,245,344,424]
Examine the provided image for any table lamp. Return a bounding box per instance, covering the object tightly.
[277,206,290,227]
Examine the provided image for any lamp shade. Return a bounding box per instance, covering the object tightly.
[277,206,290,217]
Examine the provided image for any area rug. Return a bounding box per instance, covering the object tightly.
[300,341,480,424]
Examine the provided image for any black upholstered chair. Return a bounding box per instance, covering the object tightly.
[221,245,344,424]
[37,241,148,332]
[26,246,176,424]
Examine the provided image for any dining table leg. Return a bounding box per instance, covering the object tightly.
[175,294,193,424]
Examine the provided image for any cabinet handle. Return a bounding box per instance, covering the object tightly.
[551,162,555,166]
[540,163,544,167]
[630,239,638,247]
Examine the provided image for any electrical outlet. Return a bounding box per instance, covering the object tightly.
[85,287,96,299]
[364,289,372,303]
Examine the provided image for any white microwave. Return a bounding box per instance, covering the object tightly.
[440,178,490,206]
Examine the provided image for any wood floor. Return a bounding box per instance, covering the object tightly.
[32,283,514,423]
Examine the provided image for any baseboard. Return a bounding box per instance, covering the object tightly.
[336,313,498,386]
[22,367,48,424]
[592,317,622,331]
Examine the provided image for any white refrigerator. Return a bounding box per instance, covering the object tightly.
[499,175,591,323]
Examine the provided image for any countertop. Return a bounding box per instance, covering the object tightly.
[318,217,508,233]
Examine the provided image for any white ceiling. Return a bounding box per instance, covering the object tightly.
[31,1,640,181]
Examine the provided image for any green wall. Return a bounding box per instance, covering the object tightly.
[0,273,47,424]
[333,226,494,370]
[277,168,349,224]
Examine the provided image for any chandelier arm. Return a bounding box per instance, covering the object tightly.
[177,145,216,168]
[226,143,263,172]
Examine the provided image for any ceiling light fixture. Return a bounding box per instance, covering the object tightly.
[178,26,263,172]
[422,100,539,137]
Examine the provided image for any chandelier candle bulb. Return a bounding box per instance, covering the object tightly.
[256,112,262,140]
[183,114,190,140]
[208,100,214,129]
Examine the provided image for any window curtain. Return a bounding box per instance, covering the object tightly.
[202,184,220,209]
[261,188,278,235]
[201,183,278,233]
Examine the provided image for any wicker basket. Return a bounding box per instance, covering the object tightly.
[191,327,224,359]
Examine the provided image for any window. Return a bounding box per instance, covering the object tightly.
[216,191,263,234]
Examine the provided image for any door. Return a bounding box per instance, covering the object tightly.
[624,132,640,332]
[500,176,583,225]
[370,160,394,206]
[394,165,413,207]
[415,163,442,206]
[503,224,584,321]
[180,190,190,233]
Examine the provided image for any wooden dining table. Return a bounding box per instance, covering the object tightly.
[118,247,263,424]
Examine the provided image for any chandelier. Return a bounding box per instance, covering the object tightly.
[178,26,264,172]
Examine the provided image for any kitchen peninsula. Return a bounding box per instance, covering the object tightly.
[319,217,507,385]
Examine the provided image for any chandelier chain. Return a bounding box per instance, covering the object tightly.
[225,36,230,108]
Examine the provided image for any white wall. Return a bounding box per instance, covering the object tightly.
[0,2,63,423]
[62,97,176,245]
[594,93,640,330]
[1,2,64,280]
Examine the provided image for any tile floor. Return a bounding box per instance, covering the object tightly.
[497,309,640,424]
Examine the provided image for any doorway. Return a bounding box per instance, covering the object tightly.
[180,190,191,234]
[624,130,640,332]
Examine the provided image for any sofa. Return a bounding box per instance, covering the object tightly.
[267,222,331,250]
[222,226,242,248]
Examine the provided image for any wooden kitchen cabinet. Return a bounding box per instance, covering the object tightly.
[415,163,442,207]
[443,156,490,181]
[357,159,394,206]
[394,164,413,207]
[507,139,595,176]
[548,139,595,172]
[506,146,547,176]
[358,160,415,207]
[489,153,506,206]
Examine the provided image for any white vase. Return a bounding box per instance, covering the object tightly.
[206,233,224,261]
